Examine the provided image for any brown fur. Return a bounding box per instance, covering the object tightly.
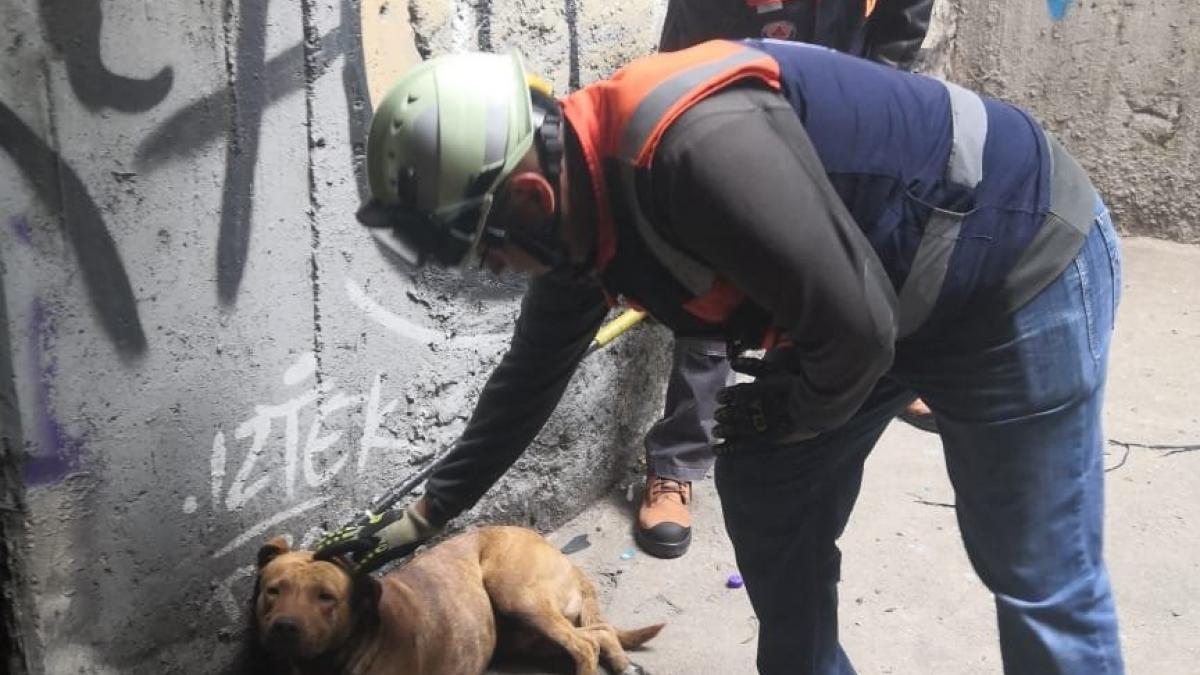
[246,526,663,675]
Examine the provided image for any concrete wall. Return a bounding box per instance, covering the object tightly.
[0,1,670,672]
[2,0,1198,673]
[929,0,1200,242]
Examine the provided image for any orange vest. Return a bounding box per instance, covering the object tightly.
[561,41,786,346]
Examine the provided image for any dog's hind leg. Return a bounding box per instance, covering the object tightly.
[573,569,662,674]
[579,623,635,674]
[574,567,606,627]
[505,603,601,675]
[569,571,634,672]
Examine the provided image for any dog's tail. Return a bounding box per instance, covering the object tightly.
[576,568,664,648]
[615,622,665,648]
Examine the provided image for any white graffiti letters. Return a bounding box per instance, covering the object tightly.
[358,371,405,473]
[212,352,406,513]
[303,390,356,487]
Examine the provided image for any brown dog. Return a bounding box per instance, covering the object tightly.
[240,526,663,675]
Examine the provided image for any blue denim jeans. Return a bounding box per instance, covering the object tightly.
[715,201,1124,674]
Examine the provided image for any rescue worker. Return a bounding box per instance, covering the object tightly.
[318,38,1125,674]
[637,0,938,561]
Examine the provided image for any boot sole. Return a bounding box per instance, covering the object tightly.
[635,528,692,559]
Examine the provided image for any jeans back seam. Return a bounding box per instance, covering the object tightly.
[1072,254,1100,363]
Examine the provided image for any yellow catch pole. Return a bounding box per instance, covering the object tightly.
[586,309,647,355]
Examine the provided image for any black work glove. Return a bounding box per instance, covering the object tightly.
[713,350,804,456]
[313,502,441,574]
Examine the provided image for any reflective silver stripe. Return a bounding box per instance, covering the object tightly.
[939,79,987,188]
[999,130,1095,312]
[894,80,989,336]
[619,47,769,161]
[613,48,770,295]
[896,209,963,337]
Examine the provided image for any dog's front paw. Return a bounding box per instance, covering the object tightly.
[618,664,646,675]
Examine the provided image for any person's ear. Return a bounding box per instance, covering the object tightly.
[507,171,556,219]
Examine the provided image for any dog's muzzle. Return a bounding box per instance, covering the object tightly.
[264,617,304,653]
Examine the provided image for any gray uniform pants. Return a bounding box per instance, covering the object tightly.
[644,337,733,481]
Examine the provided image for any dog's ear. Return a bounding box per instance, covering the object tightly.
[257,536,290,569]
[351,572,382,617]
[230,577,277,674]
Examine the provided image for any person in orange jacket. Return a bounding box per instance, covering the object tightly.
[635,0,938,560]
[321,35,1124,674]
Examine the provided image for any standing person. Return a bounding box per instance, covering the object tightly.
[319,37,1124,674]
[637,0,937,560]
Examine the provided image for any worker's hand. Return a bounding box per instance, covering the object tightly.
[313,501,441,574]
[712,351,803,455]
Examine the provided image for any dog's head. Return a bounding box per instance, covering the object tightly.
[251,536,381,664]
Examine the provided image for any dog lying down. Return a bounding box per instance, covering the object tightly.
[244,525,663,675]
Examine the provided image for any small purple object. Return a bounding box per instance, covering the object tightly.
[726,573,744,589]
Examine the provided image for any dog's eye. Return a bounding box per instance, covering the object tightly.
[317,591,337,603]
[265,587,280,597]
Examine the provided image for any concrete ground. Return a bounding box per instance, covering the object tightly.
[491,236,1200,674]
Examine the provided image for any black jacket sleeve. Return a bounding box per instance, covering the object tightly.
[864,0,935,69]
[658,0,742,52]
[659,1,935,71]
[650,84,898,437]
[421,273,608,525]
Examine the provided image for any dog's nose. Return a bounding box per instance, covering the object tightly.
[266,618,301,647]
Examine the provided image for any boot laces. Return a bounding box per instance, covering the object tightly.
[648,476,690,505]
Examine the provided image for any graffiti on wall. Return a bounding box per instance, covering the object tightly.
[1,0,504,490]
[200,355,403,624]
[1047,0,1072,21]
[0,103,148,362]
[3,0,524,662]
[38,0,174,113]
[193,276,507,626]
[3,0,369,368]
[2,0,386,484]
[216,0,271,305]
[21,299,86,484]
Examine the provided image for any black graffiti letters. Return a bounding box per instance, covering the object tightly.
[0,102,148,358]
[39,0,174,113]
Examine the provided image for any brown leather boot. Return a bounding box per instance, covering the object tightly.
[635,474,692,559]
